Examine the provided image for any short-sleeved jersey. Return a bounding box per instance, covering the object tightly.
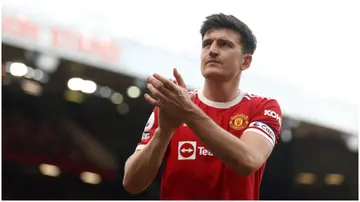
[136,90,282,200]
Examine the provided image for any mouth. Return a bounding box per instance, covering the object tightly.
[206,60,221,65]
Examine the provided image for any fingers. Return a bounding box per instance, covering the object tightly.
[144,93,159,106]
[170,78,178,85]
[148,76,176,96]
[152,73,178,91]
[189,91,196,101]
[146,72,187,107]
[148,75,164,89]
[147,83,168,102]
[173,68,186,88]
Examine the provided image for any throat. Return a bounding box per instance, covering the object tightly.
[202,80,240,102]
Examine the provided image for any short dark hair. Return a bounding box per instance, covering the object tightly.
[200,13,257,55]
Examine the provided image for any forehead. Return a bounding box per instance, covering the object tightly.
[203,28,240,42]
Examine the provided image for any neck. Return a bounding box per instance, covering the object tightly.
[202,77,241,102]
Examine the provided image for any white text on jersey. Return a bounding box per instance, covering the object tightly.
[264,109,281,125]
[198,146,214,156]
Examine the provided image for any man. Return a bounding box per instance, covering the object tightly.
[123,13,282,200]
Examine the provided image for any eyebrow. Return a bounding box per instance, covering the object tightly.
[202,38,236,46]
[202,39,213,45]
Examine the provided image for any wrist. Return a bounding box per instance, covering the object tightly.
[150,128,173,149]
[184,103,205,124]
[155,127,174,138]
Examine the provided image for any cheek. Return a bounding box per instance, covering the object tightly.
[223,60,240,74]
[234,59,242,69]
[200,53,207,68]
[200,52,206,62]
[227,55,241,69]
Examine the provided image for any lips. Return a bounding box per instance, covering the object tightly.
[206,60,221,64]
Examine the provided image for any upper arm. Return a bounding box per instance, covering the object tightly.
[240,99,282,169]
[126,107,159,165]
[135,107,159,151]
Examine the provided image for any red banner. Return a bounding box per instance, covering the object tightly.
[2,14,120,62]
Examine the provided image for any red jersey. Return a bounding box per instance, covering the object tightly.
[136,90,282,200]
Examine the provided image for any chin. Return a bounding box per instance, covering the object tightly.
[202,69,228,81]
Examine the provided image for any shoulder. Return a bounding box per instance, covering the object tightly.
[241,92,282,121]
[243,92,281,108]
[242,92,282,127]
[242,93,283,140]
[244,93,273,102]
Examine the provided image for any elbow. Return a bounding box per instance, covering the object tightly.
[237,166,255,177]
[235,165,254,177]
[234,156,261,177]
[122,173,145,195]
[122,156,145,195]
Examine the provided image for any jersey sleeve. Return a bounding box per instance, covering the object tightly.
[244,99,282,147]
[135,107,159,151]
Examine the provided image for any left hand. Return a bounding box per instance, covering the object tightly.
[145,68,195,121]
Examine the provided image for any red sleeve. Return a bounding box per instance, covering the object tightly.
[244,99,282,147]
[135,107,159,151]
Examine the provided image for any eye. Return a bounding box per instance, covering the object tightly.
[202,41,211,48]
[218,40,231,48]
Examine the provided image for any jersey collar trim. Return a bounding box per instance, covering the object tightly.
[197,89,245,109]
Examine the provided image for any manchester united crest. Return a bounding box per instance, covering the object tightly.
[229,114,249,130]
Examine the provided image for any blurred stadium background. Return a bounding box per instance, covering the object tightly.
[1,1,358,200]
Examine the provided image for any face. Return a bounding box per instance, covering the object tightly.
[200,28,252,82]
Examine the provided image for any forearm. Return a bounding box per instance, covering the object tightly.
[185,106,256,175]
[123,128,172,194]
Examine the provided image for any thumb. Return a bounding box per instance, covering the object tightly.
[173,68,186,88]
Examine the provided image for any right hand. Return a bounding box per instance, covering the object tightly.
[157,68,189,134]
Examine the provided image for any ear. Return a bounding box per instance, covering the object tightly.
[240,54,252,71]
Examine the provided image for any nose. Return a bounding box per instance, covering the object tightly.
[209,42,219,57]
